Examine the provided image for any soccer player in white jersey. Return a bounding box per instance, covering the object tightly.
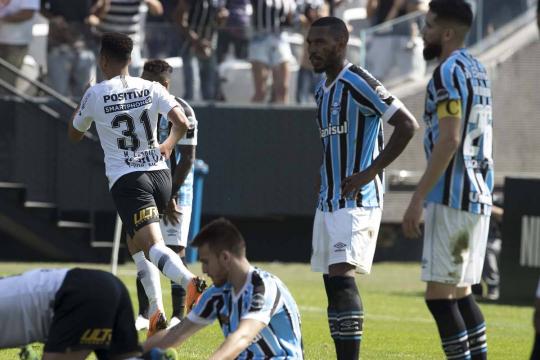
[143,218,304,360]
[135,59,199,330]
[402,1,492,359]
[0,268,178,360]
[68,32,206,337]
[307,16,418,359]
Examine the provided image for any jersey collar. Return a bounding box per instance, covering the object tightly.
[323,62,353,92]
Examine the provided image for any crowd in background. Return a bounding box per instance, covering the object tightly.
[0,0,535,103]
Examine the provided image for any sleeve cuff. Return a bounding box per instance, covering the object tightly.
[381,98,403,123]
[242,312,271,325]
[187,311,214,325]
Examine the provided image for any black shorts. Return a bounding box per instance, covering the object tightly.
[44,269,140,358]
[111,169,172,237]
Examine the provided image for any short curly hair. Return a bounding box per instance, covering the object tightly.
[141,59,173,83]
[100,32,133,63]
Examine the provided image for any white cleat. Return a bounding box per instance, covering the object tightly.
[135,314,149,331]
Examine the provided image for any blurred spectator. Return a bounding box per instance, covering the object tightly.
[0,0,40,90]
[144,0,180,59]
[97,0,163,76]
[365,0,426,83]
[249,0,296,104]
[296,0,326,104]
[216,0,249,63]
[41,0,107,99]
[175,0,228,101]
[326,0,344,17]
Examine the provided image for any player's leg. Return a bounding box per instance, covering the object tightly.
[422,203,473,359]
[44,269,139,359]
[128,234,163,330]
[327,207,380,360]
[249,34,270,102]
[311,209,343,355]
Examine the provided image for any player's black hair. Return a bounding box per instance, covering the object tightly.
[192,218,246,257]
[141,59,173,83]
[311,16,349,43]
[429,0,473,28]
[100,32,133,63]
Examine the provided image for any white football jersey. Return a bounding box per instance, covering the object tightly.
[73,75,180,188]
[0,268,69,348]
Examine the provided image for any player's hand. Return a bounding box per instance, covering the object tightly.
[159,142,173,160]
[402,195,423,239]
[341,169,377,199]
[163,198,181,226]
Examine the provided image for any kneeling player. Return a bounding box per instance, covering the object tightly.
[0,268,177,360]
[143,218,304,359]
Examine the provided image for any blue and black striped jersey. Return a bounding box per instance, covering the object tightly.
[315,63,402,212]
[187,267,303,359]
[424,49,493,215]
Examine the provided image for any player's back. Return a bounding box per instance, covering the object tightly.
[0,269,69,348]
[76,75,179,188]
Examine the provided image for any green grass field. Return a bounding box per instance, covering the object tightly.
[0,261,534,359]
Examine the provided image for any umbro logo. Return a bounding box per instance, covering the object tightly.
[334,242,347,249]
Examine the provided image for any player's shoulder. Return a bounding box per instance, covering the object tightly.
[341,63,382,92]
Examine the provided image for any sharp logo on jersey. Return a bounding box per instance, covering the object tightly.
[80,328,112,345]
[105,97,152,114]
[320,121,348,138]
[133,206,159,227]
[103,89,150,103]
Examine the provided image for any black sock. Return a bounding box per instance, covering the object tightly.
[531,333,540,360]
[331,276,363,360]
[324,275,342,355]
[168,248,186,319]
[136,276,149,318]
[171,282,186,319]
[426,299,470,359]
[458,294,487,359]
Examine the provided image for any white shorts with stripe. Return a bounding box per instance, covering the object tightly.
[421,202,490,286]
[159,205,192,247]
[311,207,382,274]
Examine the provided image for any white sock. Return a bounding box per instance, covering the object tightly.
[132,251,164,316]
[149,242,194,288]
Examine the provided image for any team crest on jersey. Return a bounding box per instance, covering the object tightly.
[331,102,341,115]
[250,293,265,311]
[375,86,391,100]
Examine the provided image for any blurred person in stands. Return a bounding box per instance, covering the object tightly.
[402,1,493,359]
[308,16,418,359]
[249,0,296,104]
[41,0,108,99]
[97,0,164,76]
[145,0,181,59]
[135,59,199,331]
[0,267,178,360]
[296,0,326,104]
[215,0,250,101]
[175,0,228,101]
[143,218,304,360]
[0,0,39,91]
[366,0,427,82]
[68,32,206,337]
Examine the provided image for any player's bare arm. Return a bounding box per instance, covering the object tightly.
[68,107,86,143]
[143,318,205,351]
[209,319,267,360]
[163,143,196,225]
[402,111,461,239]
[341,107,419,198]
[159,106,189,160]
